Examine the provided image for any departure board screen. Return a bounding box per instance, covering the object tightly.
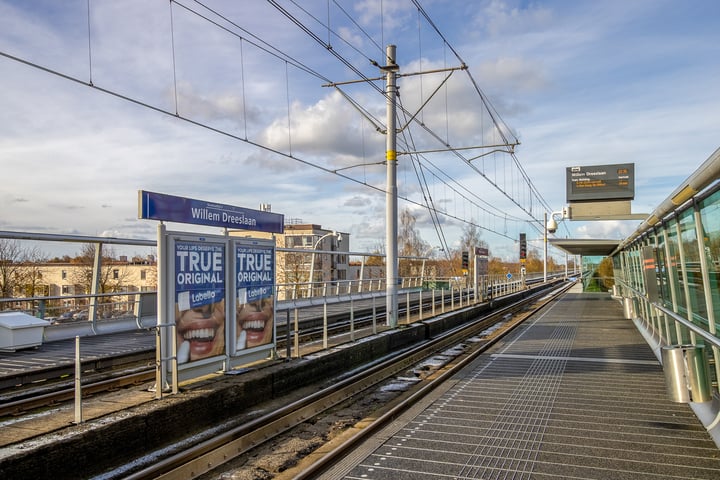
[566,163,634,201]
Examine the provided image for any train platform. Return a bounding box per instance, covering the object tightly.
[321,283,720,479]
[0,297,383,387]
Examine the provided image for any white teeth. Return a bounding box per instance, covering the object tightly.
[183,328,215,341]
[242,320,265,330]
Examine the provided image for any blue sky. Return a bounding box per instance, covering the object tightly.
[1,0,719,261]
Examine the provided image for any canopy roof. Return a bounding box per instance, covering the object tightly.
[549,238,621,257]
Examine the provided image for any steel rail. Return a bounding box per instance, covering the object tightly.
[292,281,575,479]
[118,281,571,480]
[0,369,155,417]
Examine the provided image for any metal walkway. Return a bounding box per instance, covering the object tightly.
[325,284,720,479]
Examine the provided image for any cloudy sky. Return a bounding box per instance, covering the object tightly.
[1,0,719,261]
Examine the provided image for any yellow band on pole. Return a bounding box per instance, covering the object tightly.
[386,150,397,161]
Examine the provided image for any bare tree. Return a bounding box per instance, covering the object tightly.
[458,221,487,253]
[365,242,385,268]
[0,239,25,301]
[17,246,47,297]
[398,208,430,278]
[398,208,429,257]
[70,244,130,294]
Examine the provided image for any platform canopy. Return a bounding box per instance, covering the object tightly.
[549,238,621,257]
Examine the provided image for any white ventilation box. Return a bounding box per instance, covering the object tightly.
[0,312,50,351]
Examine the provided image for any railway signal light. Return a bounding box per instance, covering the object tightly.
[519,233,527,261]
[461,251,469,270]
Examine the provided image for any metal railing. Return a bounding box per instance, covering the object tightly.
[1,230,570,343]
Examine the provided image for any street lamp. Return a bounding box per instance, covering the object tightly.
[308,231,342,296]
[544,210,565,282]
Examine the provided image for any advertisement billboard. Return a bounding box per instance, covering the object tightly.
[566,163,635,202]
[233,240,275,354]
[143,192,283,390]
[173,239,226,365]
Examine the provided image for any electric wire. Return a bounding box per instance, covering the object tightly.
[286,0,384,62]
[191,0,544,233]
[396,96,451,256]
[259,0,546,233]
[265,0,535,231]
[395,93,523,224]
[3,1,564,249]
[183,0,333,84]
[411,0,556,226]
[0,46,516,246]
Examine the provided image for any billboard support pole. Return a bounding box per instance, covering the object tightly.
[156,222,169,396]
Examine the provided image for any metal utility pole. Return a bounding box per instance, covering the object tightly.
[322,44,464,328]
[383,45,399,328]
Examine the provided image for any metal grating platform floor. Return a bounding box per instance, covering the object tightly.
[327,284,720,479]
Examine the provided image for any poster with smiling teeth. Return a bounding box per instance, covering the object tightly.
[174,241,226,364]
[234,242,275,353]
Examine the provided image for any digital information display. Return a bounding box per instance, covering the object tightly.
[566,163,635,202]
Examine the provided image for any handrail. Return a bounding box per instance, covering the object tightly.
[652,300,720,349]
[0,230,155,246]
[618,280,720,349]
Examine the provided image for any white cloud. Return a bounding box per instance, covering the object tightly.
[1,0,719,259]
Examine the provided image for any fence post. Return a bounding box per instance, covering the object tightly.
[73,336,82,424]
[293,307,300,358]
[322,284,328,349]
[406,291,411,324]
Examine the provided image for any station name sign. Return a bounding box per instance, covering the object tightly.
[138,190,284,233]
[566,163,634,202]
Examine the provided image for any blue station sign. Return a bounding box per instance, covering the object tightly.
[138,190,284,234]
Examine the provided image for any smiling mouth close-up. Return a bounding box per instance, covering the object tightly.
[240,311,269,344]
[179,318,220,357]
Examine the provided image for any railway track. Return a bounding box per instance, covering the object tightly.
[105,281,572,480]
[0,368,155,418]
[0,287,516,413]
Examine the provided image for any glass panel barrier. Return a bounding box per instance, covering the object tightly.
[679,208,709,328]
[699,189,720,336]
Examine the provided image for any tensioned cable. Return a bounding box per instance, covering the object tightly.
[395,91,530,241]
[0,46,516,244]
[256,0,542,226]
[264,0,533,227]
[169,1,180,115]
[397,99,451,255]
[286,0,383,62]
[267,0,520,156]
[396,100,522,248]
[266,0,387,98]
[6,2,544,242]
[86,0,93,86]
[332,0,383,55]
[410,150,530,224]
[411,0,517,148]
[411,0,557,224]
[183,0,333,84]
[240,39,248,140]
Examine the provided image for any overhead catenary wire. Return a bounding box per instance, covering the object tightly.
[255,1,543,232]
[3,0,564,251]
